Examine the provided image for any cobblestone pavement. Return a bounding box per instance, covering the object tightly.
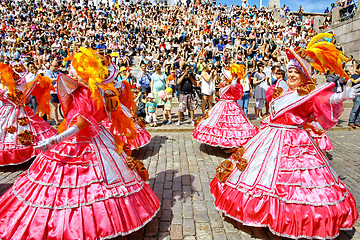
[0,130,360,240]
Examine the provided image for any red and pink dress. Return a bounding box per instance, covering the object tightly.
[0,75,160,239]
[307,119,334,152]
[192,82,258,148]
[0,74,57,166]
[211,82,358,239]
[103,79,151,150]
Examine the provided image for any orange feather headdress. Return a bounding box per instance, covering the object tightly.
[65,47,137,153]
[0,63,17,95]
[292,33,349,80]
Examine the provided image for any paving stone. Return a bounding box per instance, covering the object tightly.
[195,222,212,239]
[159,221,171,232]
[170,224,182,240]
[160,209,172,221]
[194,211,210,223]
[162,198,172,210]
[212,227,227,239]
[193,201,207,212]
[183,218,196,235]
[144,218,159,237]
[183,204,194,219]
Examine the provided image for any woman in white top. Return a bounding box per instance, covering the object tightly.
[200,63,217,116]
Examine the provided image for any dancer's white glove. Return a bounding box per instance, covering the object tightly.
[34,125,80,152]
[330,80,360,104]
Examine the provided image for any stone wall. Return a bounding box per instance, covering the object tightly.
[325,7,360,61]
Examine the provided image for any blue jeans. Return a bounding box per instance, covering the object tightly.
[237,91,250,116]
[349,95,360,125]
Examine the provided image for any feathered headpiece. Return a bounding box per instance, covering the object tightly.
[64,48,137,154]
[65,47,109,108]
[220,64,246,87]
[293,33,349,80]
[0,63,17,95]
[230,64,246,81]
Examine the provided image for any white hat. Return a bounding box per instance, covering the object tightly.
[147,93,155,99]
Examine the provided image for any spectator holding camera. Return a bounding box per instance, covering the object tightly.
[176,64,197,126]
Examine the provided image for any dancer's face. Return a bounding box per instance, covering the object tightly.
[287,68,305,90]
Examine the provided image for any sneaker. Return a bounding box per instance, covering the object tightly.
[167,121,172,124]
[190,121,195,126]
[349,124,356,129]
[150,123,154,127]
[163,120,168,124]
[153,123,157,127]
[176,121,181,126]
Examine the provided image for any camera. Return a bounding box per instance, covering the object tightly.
[187,70,192,75]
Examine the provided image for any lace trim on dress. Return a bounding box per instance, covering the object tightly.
[212,203,351,240]
[279,164,326,171]
[100,206,160,239]
[276,182,336,189]
[49,149,95,158]
[231,183,349,206]
[12,181,145,209]
[196,126,257,131]
[281,150,317,158]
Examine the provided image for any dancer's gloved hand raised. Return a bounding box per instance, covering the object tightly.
[330,80,360,104]
[34,125,79,152]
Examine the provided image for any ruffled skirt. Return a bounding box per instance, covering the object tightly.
[0,104,57,166]
[192,100,258,148]
[210,126,358,239]
[0,136,160,240]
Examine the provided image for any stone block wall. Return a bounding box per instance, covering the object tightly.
[326,9,360,61]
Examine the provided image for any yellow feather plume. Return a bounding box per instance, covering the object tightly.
[65,47,109,108]
[230,64,246,80]
[304,34,349,79]
[307,33,334,49]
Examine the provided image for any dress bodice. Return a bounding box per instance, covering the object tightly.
[219,83,243,101]
[268,83,341,130]
[65,87,108,139]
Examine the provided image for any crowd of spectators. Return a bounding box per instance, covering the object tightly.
[0,0,358,127]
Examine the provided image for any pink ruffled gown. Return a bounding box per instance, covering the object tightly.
[211,82,358,239]
[307,119,334,152]
[0,78,160,239]
[102,103,151,150]
[192,82,258,148]
[0,80,57,166]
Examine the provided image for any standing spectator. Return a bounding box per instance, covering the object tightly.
[348,64,360,128]
[166,67,177,95]
[44,60,61,125]
[252,63,269,120]
[176,64,197,126]
[237,70,253,116]
[164,87,173,124]
[145,93,158,127]
[345,55,357,76]
[135,90,147,118]
[200,63,216,116]
[137,62,152,93]
[151,64,167,122]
